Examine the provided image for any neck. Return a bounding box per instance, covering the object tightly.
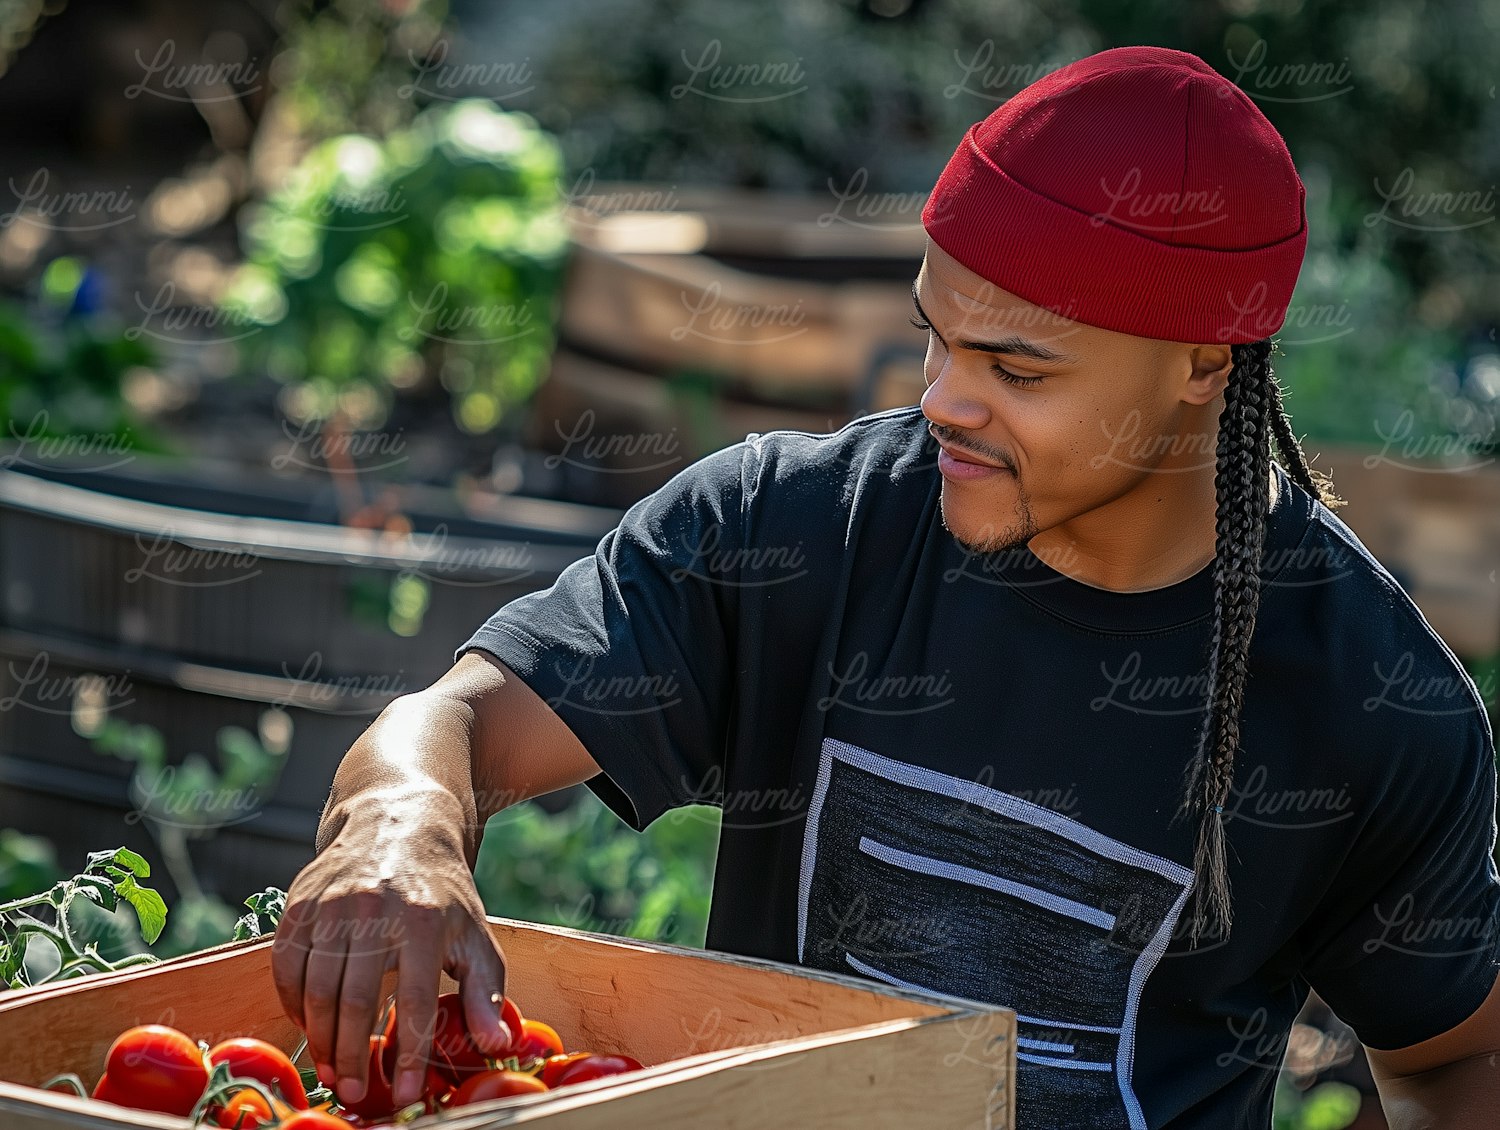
[1027,444,1278,595]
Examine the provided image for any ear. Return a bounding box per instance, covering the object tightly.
[1181,343,1234,406]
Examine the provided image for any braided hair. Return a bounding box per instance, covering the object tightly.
[1175,338,1344,947]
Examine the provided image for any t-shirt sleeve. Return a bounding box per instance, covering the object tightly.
[455,440,755,832]
[1296,706,1500,1050]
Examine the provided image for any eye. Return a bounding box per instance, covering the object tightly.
[992,364,1044,388]
[910,315,933,332]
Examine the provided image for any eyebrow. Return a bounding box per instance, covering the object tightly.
[912,282,1079,365]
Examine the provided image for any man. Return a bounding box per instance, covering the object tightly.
[272,46,1500,1128]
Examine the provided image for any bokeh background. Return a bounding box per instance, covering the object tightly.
[2,3,1498,1126]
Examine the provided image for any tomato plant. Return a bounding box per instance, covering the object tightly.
[207,1038,309,1109]
[93,1024,208,1116]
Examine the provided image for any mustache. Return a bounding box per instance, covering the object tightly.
[927,424,1016,472]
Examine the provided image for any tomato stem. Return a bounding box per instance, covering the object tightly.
[187,1062,283,1125]
[39,1072,87,1097]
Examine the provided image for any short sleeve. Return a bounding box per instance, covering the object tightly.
[1296,709,1500,1050]
[456,440,754,831]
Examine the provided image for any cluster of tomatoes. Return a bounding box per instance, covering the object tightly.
[76,992,643,1127]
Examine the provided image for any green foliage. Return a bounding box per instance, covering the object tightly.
[0,829,61,903]
[0,847,167,988]
[1273,169,1495,451]
[473,794,718,947]
[233,887,289,941]
[83,847,169,944]
[224,99,569,436]
[271,0,449,144]
[0,268,158,454]
[84,713,293,958]
[88,716,290,839]
[0,834,289,991]
[1273,1080,1363,1130]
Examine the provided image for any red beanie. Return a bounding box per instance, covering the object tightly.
[921,45,1307,345]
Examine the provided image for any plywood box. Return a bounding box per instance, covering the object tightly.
[0,917,1015,1129]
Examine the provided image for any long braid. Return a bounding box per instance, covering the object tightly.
[1178,338,1348,945]
[1178,339,1272,946]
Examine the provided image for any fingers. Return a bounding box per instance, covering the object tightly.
[390,915,441,1108]
[300,920,350,1079]
[270,897,315,1031]
[332,910,398,1106]
[455,926,510,1056]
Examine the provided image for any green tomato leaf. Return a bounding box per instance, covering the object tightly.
[73,876,118,912]
[86,847,151,880]
[0,938,23,985]
[114,874,168,944]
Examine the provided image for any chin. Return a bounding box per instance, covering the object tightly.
[939,484,1039,555]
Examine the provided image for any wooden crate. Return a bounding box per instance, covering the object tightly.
[0,917,1015,1129]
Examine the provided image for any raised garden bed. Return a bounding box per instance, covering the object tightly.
[0,456,619,684]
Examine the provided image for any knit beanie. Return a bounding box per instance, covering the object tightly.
[921,45,1307,344]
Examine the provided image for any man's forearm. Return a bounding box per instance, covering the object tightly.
[1377,1051,1500,1129]
[318,688,483,862]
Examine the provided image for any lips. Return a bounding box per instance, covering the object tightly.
[936,440,1004,469]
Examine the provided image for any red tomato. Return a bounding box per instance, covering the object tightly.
[381,992,524,1085]
[89,1073,126,1105]
[338,1036,396,1122]
[449,1069,549,1107]
[552,1054,644,1088]
[537,1052,594,1088]
[430,993,490,1080]
[277,1112,351,1129]
[510,1019,565,1065]
[214,1087,292,1128]
[97,1025,209,1116]
[375,1029,464,1105]
[207,1038,310,1110]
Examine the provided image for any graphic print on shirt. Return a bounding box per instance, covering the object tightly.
[798,738,1194,1130]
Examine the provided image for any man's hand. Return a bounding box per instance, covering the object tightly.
[269,651,603,1110]
[271,785,508,1108]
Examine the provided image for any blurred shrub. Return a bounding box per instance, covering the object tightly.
[271,0,449,144]
[1276,168,1499,453]
[474,794,718,948]
[0,829,61,904]
[1273,1079,1362,1130]
[0,258,158,453]
[224,99,568,436]
[84,711,292,958]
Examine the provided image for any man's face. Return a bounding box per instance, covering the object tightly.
[914,239,1232,557]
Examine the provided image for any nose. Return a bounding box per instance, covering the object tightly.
[919,349,989,435]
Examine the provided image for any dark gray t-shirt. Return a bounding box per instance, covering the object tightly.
[459,405,1500,1129]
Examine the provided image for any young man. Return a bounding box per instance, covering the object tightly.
[272,46,1500,1127]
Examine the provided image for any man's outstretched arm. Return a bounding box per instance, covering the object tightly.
[270,649,602,1110]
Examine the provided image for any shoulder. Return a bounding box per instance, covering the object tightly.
[739,404,933,495]
[1276,482,1494,766]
